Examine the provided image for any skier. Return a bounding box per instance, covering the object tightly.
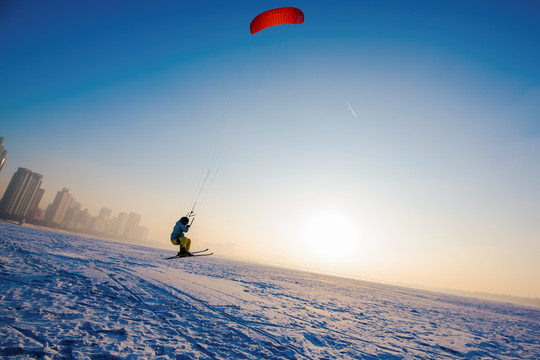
[170,216,192,257]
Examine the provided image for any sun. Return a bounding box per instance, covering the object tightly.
[300,211,360,262]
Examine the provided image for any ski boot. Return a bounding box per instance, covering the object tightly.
[178,247,192,257]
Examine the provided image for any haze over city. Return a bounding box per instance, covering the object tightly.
[1,0,539,299]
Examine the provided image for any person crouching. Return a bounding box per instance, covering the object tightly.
[170,216,192,257]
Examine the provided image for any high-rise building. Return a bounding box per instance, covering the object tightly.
[63,201,81,229]
[0,167,43,220]
[124,212,141,239]
[98,207,112,223]
[91,217,106,233]
[110,212,129,237]
[0,137,7,173]
[91,207,112,233]
[29,188,45,213]
[64,201,81,223]
[26,188,45,221]
[135,226,149,242]
[45,187,73,226]
[76,208,92,230]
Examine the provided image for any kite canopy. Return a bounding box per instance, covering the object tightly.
[250,7,304,34]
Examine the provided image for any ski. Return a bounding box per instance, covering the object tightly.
[190,248,209,254]
[188,252,213,257]
[165,249,212,259]
[165,253,213,259]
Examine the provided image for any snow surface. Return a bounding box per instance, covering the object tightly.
[1,222,539,359]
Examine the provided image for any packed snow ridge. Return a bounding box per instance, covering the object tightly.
[1,222,539,359]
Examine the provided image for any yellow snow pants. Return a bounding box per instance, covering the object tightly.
[171,236,191,251]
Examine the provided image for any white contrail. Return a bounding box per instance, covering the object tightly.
[346,101,357,118]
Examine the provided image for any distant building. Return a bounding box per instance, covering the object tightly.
[29,188,45,213]
[28,207,45,222]
[26,188,45,221]
[91,217,107,233]
[0,137,7,173]
[109,212,129,237]
[91,208,111,233]
[63,201,82,229]
[98,207,112,222]
[45,187,73,226]
[0,167,43,221]
[135,226,149,242]
[63,201,81,224]
[76,208,92,231]
[124,212,141,239]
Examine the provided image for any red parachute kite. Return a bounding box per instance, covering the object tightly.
[250,7,304,34]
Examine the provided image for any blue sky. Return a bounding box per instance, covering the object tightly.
[1,0,539,297]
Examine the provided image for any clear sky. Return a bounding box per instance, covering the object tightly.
[1,0,539,298]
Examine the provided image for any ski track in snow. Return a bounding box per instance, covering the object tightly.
[1,222,539,359]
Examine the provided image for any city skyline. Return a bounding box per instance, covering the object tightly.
[0,160,148,242]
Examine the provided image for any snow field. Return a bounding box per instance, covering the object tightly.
[1,222,539,359]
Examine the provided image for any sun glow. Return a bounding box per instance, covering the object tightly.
[300,211,360,262]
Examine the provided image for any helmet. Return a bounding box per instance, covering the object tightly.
[180,217,190,225]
